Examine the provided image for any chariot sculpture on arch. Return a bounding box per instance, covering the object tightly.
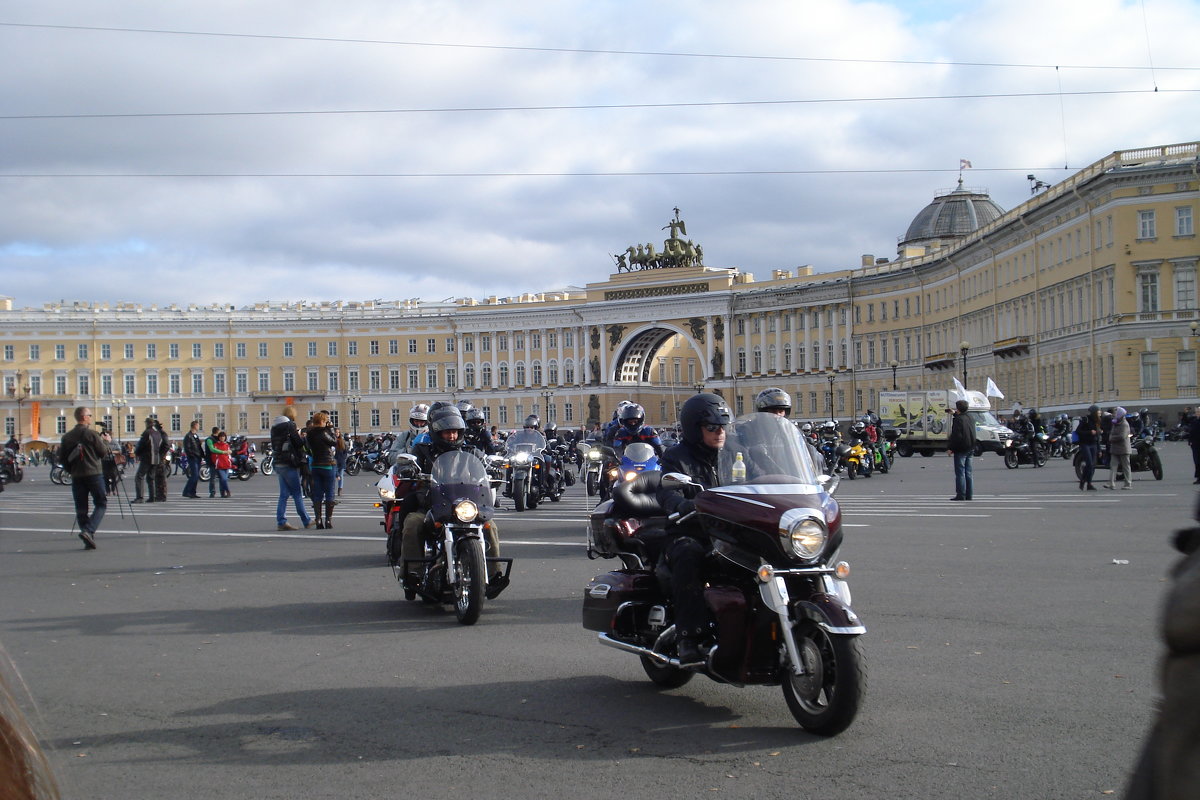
[612,207,705,272]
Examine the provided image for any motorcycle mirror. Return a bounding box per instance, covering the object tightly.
[659,472,698,490]
[818,473,840,495]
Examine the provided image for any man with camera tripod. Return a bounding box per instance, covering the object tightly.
[60,406,109,549]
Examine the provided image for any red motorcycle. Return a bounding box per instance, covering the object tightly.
[583,413,865,735]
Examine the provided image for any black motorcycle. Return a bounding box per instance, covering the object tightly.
[399,450,512,624]
[502,429,547,511]
[583,413,864,735]
[1003,432,1048,468]
[1076,432,1163,481]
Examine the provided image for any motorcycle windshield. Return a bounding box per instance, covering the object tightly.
[621,442,657,469]
[720,413,821,485]
[430,450,493,520]
[506,429,546,456]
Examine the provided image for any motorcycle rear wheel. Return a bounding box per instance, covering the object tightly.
[453,538,486,626]
[199,464,211,482]
[236,468,252,481]
[1150,451,1163,480]
[782,623,865,737]
[640,629,695,689]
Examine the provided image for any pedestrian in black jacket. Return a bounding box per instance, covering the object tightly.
[947,399,977,501]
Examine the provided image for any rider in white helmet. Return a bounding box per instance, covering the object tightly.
[387,404,430,464]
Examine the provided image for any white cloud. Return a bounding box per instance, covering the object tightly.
[1,0,1198,307]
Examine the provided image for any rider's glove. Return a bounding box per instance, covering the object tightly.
[676,499,696,516]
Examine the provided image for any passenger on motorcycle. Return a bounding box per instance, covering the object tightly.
[464,407,500,454]
[756,388,823,470]
[387,404,430,464]
[611,403,664,457]
[656,392,732,665]
[400,407,507,594]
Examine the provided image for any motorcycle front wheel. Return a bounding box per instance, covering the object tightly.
[260,456,274,476]
[1150,451,1164,480]
[585,471,598,496]
[453,538,486,625]
[782,623,865,737]
[199,464,211,482]
[513,476,528,512]
[1033,443,1047,468]
[345,458,361,476]
[1004,449,1019,469]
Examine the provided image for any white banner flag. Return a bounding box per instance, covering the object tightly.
[952,376,968,400]
[985,377,1005,399]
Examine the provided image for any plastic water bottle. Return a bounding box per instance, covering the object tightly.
[731,452,746,483]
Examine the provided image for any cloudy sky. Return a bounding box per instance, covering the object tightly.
[2,0,1199,309]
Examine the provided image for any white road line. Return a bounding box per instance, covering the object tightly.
[0,526,584,546]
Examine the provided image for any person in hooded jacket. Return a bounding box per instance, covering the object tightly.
[270,406,314,531]
[655,392,732,665]
[1107,407,1133,490]
[400,407,507,598]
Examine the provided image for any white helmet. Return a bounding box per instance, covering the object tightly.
[409,404,430,434]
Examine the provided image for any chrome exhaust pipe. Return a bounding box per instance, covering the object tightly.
[597,633,674,665]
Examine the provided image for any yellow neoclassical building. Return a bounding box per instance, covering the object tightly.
[2,142,1198,443]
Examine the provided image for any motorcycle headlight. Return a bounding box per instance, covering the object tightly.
[779,509,827,561]
[512,452,530,464]
[454,500,479,522]
[377,486,396,501]
[624,470,638,481]
[587,451,601,461]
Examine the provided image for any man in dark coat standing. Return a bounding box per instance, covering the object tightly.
[947,398,977,501]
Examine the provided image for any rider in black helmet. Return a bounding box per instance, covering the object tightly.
[401,407,506,596]
[656,392,732,665]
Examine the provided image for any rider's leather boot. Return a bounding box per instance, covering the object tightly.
[313,501,324,529]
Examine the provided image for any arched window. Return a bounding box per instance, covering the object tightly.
[531,361,542,385]
[768,344,777,372]
[497,362,509,387]
[564,360,575,384]
[783,343,792,371]
[463,363,475,388]
[548,360,558,385]
[737,347,747,374]
[752,346,762,373]
[481,363,492,388]
[514,362,526,386]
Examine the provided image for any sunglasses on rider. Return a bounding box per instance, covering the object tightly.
[702,423,727,433]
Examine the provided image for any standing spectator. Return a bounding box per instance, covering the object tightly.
[154,421,170,502]
[203,426,221,498]
[3,435,18,454]
[1076,405,1101,491]
[1106,408,1134,490]
[132,417,168,503]
[211,431,232,498]
[304,411,341,529]
[181,420,203,498]
[270,406,313,531]
[59,406,108,549]
[334,426,349,499]
[1187,412,1200,485]
[947,398,977,501]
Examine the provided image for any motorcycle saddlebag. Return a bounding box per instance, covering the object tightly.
[582,570,659,632]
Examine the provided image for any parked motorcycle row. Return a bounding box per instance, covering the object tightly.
[809,422,897,481]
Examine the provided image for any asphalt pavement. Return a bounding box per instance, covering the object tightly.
[0,445,1194,799]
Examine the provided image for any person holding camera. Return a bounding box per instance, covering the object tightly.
[60,406,109,549]
[304,411,342,529]
[270,406,313,531]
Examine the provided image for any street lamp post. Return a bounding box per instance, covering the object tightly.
[826,370,836,423]
[6,371,31,445]
[112,397,127,445]
[694,382,704,394]
[889,359,899,391]
[347,394,361,438]
[541,390,554,423]
[959,341,970,388]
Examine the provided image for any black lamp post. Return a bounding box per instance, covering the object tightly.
[826,370,836,423]
[541,389,554,423]
[959,341,969,387]
[889,359,899,391]
[694,382,704,394]
[7,371,31,444]
[347,394,361,438]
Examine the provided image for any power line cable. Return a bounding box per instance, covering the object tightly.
[2,20,1198,72]
[1,88,1194,121]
